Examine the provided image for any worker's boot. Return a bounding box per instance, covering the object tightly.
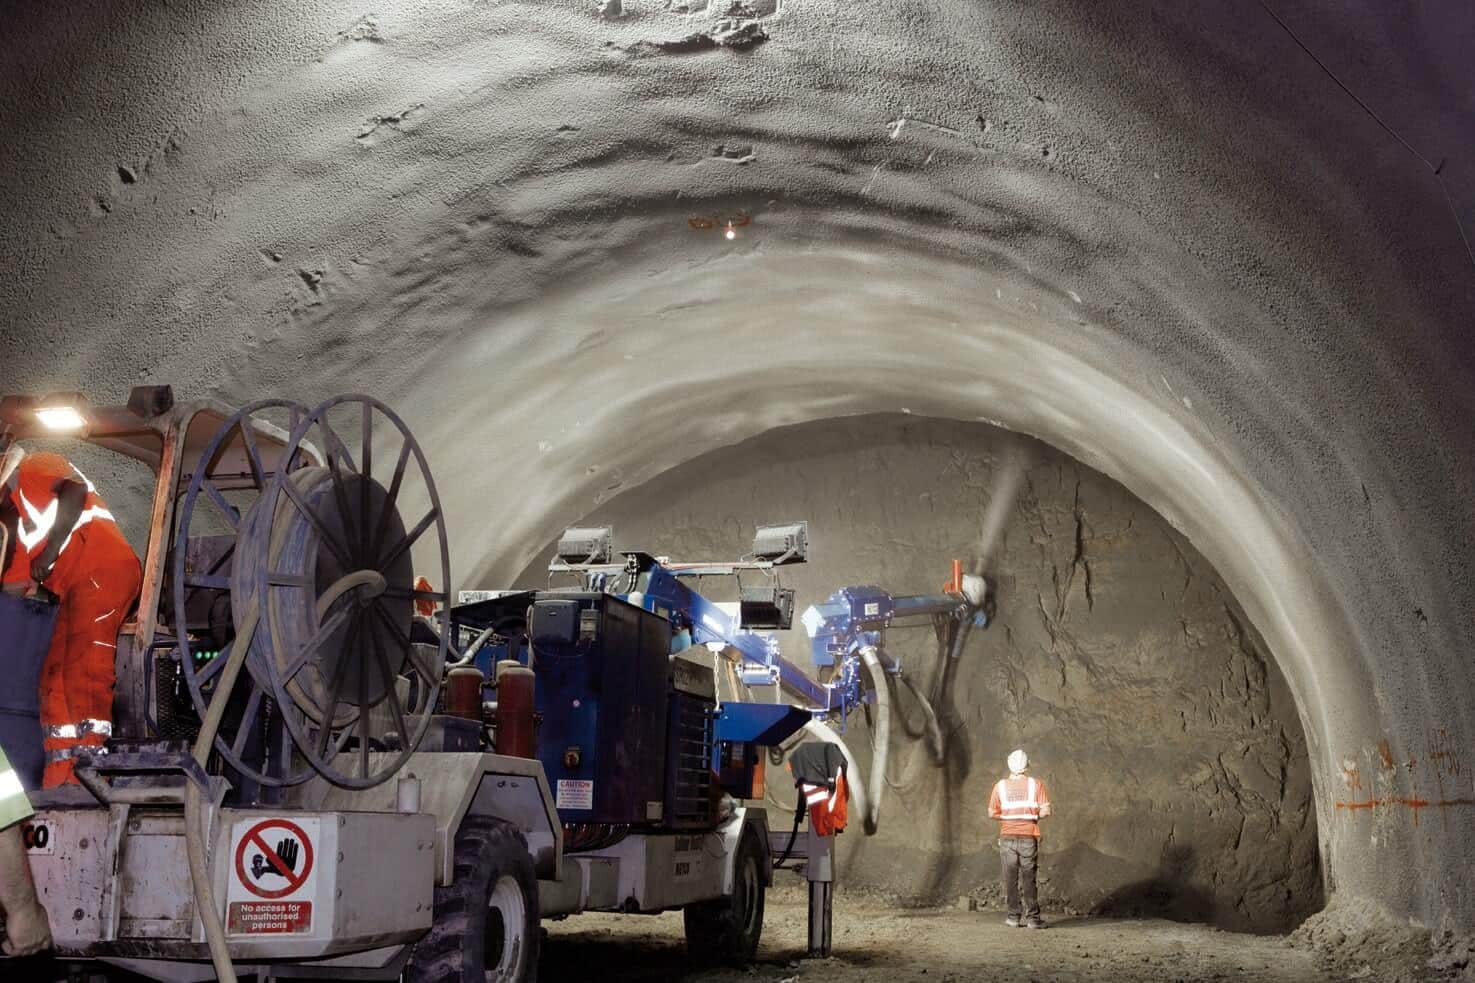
[1004,915,1021,927]
[1026,916,1047,929]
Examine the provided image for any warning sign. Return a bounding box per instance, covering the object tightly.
[556,779,594,809]
[227,817,318,935]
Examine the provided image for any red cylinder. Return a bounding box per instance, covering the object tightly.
[495,666,537,759]
[446,667,485,721]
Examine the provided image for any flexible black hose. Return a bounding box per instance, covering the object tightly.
[772,797,806,869]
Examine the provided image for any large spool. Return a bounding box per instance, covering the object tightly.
[174,395,450,790]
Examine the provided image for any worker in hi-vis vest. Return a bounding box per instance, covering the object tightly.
[988,748,1053,928]
[1,446,142,787]
[0,743,53,955]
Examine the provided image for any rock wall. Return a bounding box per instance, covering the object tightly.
[515,414,1322,931]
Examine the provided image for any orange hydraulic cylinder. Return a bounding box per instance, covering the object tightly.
[446,667,485,721]
[495,666,538,759]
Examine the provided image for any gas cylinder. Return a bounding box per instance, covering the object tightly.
[495,666,537,759]
[446,666,484,721]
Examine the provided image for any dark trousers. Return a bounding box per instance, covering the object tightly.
[1000,835,1040,918]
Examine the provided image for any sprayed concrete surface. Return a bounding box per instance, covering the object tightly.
[541,888,1339,983]
[1,0,1473,954]
[520,415,1322,932]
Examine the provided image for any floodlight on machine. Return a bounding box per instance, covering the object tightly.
[556,526,614,565]
[739,585,795,630]
[34,392,89,432]
[750,522,808,565]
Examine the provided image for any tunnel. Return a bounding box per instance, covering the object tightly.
[1,1,1472,981]
[515,414,1326,933]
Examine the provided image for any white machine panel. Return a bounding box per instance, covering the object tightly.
[27,807,115,950]
[594,832,727,912]
[27,803,434,966]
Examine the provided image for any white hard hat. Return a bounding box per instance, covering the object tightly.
[1007,749,1028,774]
[0,443,24,490]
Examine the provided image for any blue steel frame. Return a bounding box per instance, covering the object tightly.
[542,551,987,724]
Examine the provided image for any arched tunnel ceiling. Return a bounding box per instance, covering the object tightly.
[1,0,1472,936]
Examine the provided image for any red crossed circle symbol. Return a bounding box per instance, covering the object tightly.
[234,818,314,900]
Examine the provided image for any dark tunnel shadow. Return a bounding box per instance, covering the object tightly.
[538,928,805,982]
[916,615,976,901]
[538,933,695,982]
[1085,846,1217,926]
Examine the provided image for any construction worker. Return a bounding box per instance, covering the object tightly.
[1,446,141,786]
[0,743,53,956]
[788,741,850,836]
[988,748,1052,929]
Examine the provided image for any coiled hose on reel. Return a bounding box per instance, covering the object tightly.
[172,394,453,982]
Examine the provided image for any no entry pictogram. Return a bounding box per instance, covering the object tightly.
[234,818,315,900]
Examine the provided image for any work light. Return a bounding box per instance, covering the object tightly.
[34,392,89,432]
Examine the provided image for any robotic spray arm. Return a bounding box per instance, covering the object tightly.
[781,563,989,835]
[797,562,989,723]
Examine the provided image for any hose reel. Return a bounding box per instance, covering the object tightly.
[172,395,449,790]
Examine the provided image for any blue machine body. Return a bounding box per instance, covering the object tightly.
[714,702,812,746]
[449,560,814,833]
[532,593,672,825]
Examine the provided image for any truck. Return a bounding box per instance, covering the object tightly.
[0,387,816,982]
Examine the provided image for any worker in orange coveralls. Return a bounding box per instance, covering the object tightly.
[0,446,141,786]
[787,742,850,836]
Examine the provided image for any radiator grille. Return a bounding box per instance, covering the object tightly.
[665,692,716,829]
[154,652,200,741]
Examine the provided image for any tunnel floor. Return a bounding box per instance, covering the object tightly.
[540,889,1331,983]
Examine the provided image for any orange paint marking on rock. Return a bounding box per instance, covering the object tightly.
[1334,796,1473,813]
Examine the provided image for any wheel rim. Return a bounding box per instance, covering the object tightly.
[486,874,526,982]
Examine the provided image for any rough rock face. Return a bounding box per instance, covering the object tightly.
[516,415,1321,931]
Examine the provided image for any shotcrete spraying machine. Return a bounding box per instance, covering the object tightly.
[451,527,991,955]
[0,387,818,982]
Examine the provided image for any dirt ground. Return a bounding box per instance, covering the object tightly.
[540,888,1334,983]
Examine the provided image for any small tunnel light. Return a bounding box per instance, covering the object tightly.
[35,399,88,432]
[724,224,737,240]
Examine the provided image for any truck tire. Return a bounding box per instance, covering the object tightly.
[683,830,766,964]
[407,815,540,983]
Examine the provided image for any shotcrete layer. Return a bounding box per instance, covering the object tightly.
[519,415,1324,932]
[0,0,1472,941]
